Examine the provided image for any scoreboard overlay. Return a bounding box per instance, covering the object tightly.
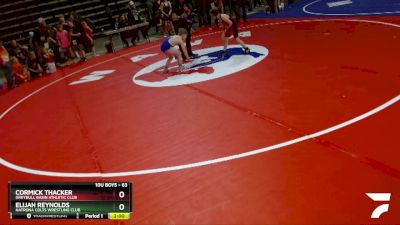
[8,182,132,220]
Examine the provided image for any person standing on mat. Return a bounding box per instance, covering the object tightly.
[217,12,250,58]
[160,28,192,73]
[173,0,198,59]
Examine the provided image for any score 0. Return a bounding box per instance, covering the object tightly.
[115,183,130,212]
[115,190,129,200]
[117,191,127,211]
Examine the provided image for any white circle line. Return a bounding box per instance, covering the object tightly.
[303,0,400,16]
[0,19,399,177]
[0,45,156,120]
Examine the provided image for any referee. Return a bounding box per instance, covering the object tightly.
[173,0,198,59]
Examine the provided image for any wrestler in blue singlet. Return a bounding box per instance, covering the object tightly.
[160,37,172,52]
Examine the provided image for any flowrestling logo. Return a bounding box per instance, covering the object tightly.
[366,193,391,219]
[132,44,269,87]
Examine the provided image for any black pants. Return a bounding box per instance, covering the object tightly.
[177,22,194,59]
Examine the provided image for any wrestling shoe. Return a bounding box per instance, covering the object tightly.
[243,47,250,54]
[219,50,227,58]
[177,65,186,73]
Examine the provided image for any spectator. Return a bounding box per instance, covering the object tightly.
[210,0,219,14]
[231,0,247,23]
[139,0,154,21]
[27,51,43,78]
[11,56,30,84]
[160,0,174,36]
[33,18,57,64]
[105,6,115,30]
[58,16,72,32]
[278,0,285,11]
[248,0,254,11]
[67,15,87,62]
[84,17,96,32]
[267,0,279,13]
[41,48,56,74]
[214,0,224,13]
[151,0,161,33]
[69,11,83,24]
[194,0,208,27]
[118,15,132,48]
[9,40,28,64]
[56,24,73,62]
[0,42,13,88]
[210,0,220,28]
[33,18,50,51]
[264,2,272,14]
[183,4,194,24]
[33,18,49,64]
[254,0,262,9]
[127,1,149,42]
[81,20,98,56]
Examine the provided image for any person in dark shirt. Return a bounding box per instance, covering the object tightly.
[33,20,51,50]
[151,0,161,33]
[173,0,197,59]
[33,18,51,65]
[33,18,58,68]
[127,1,149,43]
[9,40,28,64]
[67,15,87,62]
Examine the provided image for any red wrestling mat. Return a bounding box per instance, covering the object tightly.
[0,17,399,224]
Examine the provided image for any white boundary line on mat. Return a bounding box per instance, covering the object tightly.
[0,19,399,177]
[303,0,400,16]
